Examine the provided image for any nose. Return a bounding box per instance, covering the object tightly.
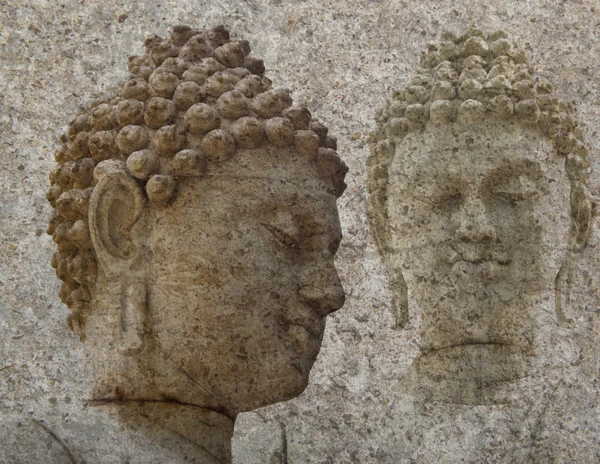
[298,259,345,317]
[456,195,496,242]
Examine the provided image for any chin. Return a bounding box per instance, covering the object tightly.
[236,361,312,412]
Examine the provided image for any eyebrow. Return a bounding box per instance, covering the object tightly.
[409,169,464,192]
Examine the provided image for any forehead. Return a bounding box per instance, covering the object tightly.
[150,145,339,232]
[168,176,339,220]
[389,120,562,184]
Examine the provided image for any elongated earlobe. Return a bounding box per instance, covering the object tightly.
[554,257,572,325]
[570,184,596,253]
[119,278,147,355]
[556,187,598,324]
[390,267,409,330]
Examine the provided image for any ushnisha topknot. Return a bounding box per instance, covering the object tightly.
[47,25,348,336]
[368,26,596,259]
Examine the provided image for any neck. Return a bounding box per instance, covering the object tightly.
[90,400,235,463]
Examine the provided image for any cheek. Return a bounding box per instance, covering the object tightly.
[389,200,455,251]
[535,194,572,251]
[388,207,456,285]
[493,196,570,266]
[488,201,542,243]
[150,284,233,341]
[149,284,291,374]
[535,208,571,272]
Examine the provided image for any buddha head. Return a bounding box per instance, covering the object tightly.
[367,28,596,402]
[46,25,347,416]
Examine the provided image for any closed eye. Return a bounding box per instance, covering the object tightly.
[484,168,541,204]
[414,192,463,209]
[261,223,299,248]
[495,191,525,202]
[441,192,463,205]
[493,187,537,204]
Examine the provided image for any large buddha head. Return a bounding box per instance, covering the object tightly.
[47,25,347,417]
[367,28,596,403]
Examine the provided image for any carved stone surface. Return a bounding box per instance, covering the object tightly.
[2,2,600,463]
[368,28,596,405]
[44,24,347,462]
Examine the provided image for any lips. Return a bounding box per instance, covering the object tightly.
[279,312,324,359]
[275,301,325,359]
[447,244,512,265]
[280,307,324,338]
[286,324,321,355]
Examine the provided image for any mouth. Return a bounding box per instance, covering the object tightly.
[280,315,324,338]
[284,322,323,357]
[447,245,512,266]
[278,305,325,357]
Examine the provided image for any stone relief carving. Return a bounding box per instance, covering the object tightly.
[46,24,347,462]
[367,27,596,405]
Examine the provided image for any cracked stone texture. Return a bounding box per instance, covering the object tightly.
[1,1,599,463]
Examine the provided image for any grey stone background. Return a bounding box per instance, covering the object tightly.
[1,0,599,462]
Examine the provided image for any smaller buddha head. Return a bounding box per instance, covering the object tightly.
[367,28,596,401]
[47,25,347,415]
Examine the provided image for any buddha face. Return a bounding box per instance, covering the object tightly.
[387,120,571,353]
[148,175,344,412]
[86,147,345,414]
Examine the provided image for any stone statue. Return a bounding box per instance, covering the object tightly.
[367,27,596,405]
[46,25,347,462]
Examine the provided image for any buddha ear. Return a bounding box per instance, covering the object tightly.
[89,172,145,274]
[389,264,409,330]
[571,194,595,253]
[566,154,597,252]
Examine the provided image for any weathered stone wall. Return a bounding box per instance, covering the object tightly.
[1,1,599,462]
